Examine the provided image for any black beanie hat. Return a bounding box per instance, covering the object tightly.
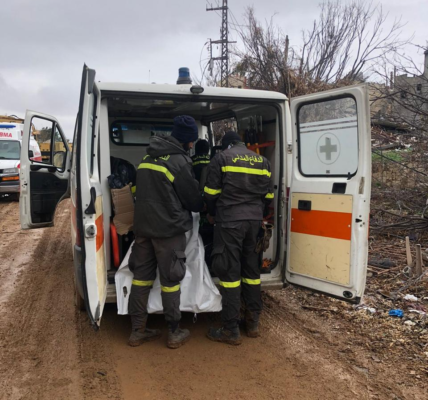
[195,139,210,155]
[171,115,198,144]
[222,131,241,150]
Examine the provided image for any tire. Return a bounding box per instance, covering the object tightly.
[9,193,19,202]
[74,279,86,312]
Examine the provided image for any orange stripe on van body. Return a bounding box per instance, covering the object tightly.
[95,213,104,251]
[291,209,352,241]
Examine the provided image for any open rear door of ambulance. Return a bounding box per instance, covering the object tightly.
[73,64,106,329]
[286,84,371,303]
[20,111,70,229]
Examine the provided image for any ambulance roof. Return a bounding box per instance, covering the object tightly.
[97,82,288,101]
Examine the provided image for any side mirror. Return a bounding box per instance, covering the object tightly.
[53,151,66,170]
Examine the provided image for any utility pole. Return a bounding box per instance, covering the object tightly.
[206,0,235,87]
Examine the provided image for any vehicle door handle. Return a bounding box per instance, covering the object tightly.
[298,200,311,211]
[85,187,96,214]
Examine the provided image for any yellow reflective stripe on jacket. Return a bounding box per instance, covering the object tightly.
[265,193,274,199]
[219,280,241,288]
[221,166,271,178]
[132,279,154,287]
[242,277,261,285]
[161,284,180,293]
[193,160,210,166]
[204,186,222,195]
[138,163,175,183]
[131,186,136,194]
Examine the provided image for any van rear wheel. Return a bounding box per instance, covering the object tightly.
[74,279,86,312]
[9,193,19,202]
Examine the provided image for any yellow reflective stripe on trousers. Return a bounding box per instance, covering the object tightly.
[193,160,210,166]
[221,166,271,177]
[132,279,154,286]
[241,277,261,285]
[219,280,241,288]
[265,193,274,199]
[138,163,175,183]
[204,186,222,195]
[161,284,180,293]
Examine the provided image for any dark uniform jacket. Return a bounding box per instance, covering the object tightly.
[191,154,210,182]
[134,135,204,238]
[204,143,274,222]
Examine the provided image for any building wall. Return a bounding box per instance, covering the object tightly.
[390,50,428,129]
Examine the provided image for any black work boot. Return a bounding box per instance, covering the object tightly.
[245,311,260,338]
[128,327,162,347]
[167,321,190,349]
[207,326,242,345]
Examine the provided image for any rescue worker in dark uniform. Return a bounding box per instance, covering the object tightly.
[191,139,210,185]
[192,139,213,263]
[128,115,204,349]
[204,131,274,345]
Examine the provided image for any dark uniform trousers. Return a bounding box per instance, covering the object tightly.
[128,234,187,330]
[211,220,262,329]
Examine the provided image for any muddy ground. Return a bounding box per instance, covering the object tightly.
[0,198,426,400]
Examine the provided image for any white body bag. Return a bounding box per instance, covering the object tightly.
[115,213,222,315]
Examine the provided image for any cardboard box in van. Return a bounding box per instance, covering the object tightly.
[111,184,134,235]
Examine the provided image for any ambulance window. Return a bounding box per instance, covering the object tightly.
[210,118,237,145]
[110,121,173,146]
[31,117,55,165]
[0,141,20,160]
[297,96,358,177]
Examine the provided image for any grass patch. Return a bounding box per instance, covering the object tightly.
[372,150,406,163]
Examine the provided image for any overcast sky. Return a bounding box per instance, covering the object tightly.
[1,0,426,138]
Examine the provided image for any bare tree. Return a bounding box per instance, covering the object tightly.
[232,8,291,93]
[230,1,408,97]
[299,1,406,84]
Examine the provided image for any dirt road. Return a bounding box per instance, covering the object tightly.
[0,198,425,400]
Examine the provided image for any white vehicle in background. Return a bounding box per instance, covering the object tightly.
[19,65,372,330]
[0,116,42,200]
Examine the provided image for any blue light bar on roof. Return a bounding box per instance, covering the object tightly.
[0,124,16,129]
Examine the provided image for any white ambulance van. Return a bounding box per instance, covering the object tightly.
[0,118,41,200]
[19,65,371,329]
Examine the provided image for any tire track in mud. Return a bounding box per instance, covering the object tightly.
[0,201,82,400]
[0,199,43,306]
[77,304,123,399]
[1,201,100,399]
[0,199,123,400]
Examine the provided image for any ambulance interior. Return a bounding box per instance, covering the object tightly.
[101,94,282,284]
